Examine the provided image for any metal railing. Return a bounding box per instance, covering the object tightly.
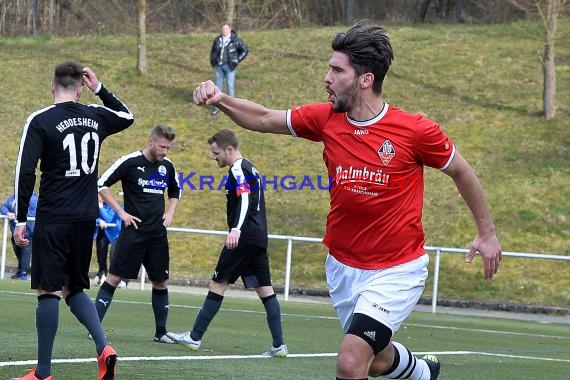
[2,215,569,312]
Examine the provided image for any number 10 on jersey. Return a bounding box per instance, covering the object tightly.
[63,132,100,177]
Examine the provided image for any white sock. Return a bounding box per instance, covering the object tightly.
[382,341,431,379]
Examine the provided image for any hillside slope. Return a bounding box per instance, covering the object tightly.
[0,20,568,306]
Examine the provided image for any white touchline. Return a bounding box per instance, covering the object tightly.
[2,351,570,368]
[407,323,570,340]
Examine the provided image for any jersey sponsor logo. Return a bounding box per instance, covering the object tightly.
[143,188,164,194]
[138,177,168,188]
[65,169,80,177]
[137,166,145,172]
[335,164,390,187]
[353,129,369,135]
[140,171,170,194]
[378,140,395,166]
[363,331,376,341]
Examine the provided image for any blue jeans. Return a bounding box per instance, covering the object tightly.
[11,236,32,274]
[214,64,236,97]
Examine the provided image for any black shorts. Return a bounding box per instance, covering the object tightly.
[31,220,95,292]
[213,241,272,288]
[109,228,169,281]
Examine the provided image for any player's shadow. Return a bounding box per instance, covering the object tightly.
[150,83,195,103]
[149,55,209,102]
[389,70,538,117]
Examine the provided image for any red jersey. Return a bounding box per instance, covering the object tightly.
[287,102,455,269]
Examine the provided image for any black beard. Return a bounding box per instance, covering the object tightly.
[332,96,351,113]
[331,81,358,113]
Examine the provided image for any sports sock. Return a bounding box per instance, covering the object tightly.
[382,341,431,379]
[35,294,60,379]
[152,287,169,337]
[67,291,107,354]
[95,281,117,322]
[191,291,223,340]
[261,293,284,347]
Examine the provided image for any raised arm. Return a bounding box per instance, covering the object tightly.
[193,80,290,135]
[83,66,134,133]
[443,152,502,279]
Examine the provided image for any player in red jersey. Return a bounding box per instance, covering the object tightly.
[191,21,502,380]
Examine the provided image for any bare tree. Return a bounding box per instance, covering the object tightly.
[137,0,147,74]
[538,0,566,119]
[45,0,57,34]
[226,0,235,23]
[31,0,38,36]
[346,0,354,23]
[509,0,568,119]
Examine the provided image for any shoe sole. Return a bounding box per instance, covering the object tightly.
[170,338,199,351]
[265,351,288,358]
[102,353,117,380]
[175,341,199,350]
[154,336,175,344]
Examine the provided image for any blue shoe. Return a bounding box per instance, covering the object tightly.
[11,270,22,279]
[19,273,29,281]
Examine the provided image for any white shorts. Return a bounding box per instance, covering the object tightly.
[326,253,429,334]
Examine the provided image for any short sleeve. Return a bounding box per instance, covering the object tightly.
[413,115,455,170]
[287,103,334,142]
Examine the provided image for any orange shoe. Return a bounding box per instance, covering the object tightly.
[10,368,53,380]
[97,345,118,380]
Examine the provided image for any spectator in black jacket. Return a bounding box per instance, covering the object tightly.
[209,21,248,115]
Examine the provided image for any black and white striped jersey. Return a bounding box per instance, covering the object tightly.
[98,151,181,236]
[226,158,268,248]
[15,85,134,224]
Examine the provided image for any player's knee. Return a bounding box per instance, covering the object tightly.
[64,289,83,305]
[337,348,362,378]
[209,280,228,294]
[151,280,168,290]
[346,313,392,355]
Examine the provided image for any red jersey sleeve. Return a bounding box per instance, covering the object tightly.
[413,114,455,170]
[287,103,333,142]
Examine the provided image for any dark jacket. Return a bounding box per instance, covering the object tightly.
[210,31,248,70]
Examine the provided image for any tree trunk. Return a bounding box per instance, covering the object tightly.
[456,0,464,22]
[417,0,432,23]
[47,0,55,34]
[346,0,354,24]
[137,0,147,74]
[31,0,37,36]
[541,0,561,119]
[226,0,235,24]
